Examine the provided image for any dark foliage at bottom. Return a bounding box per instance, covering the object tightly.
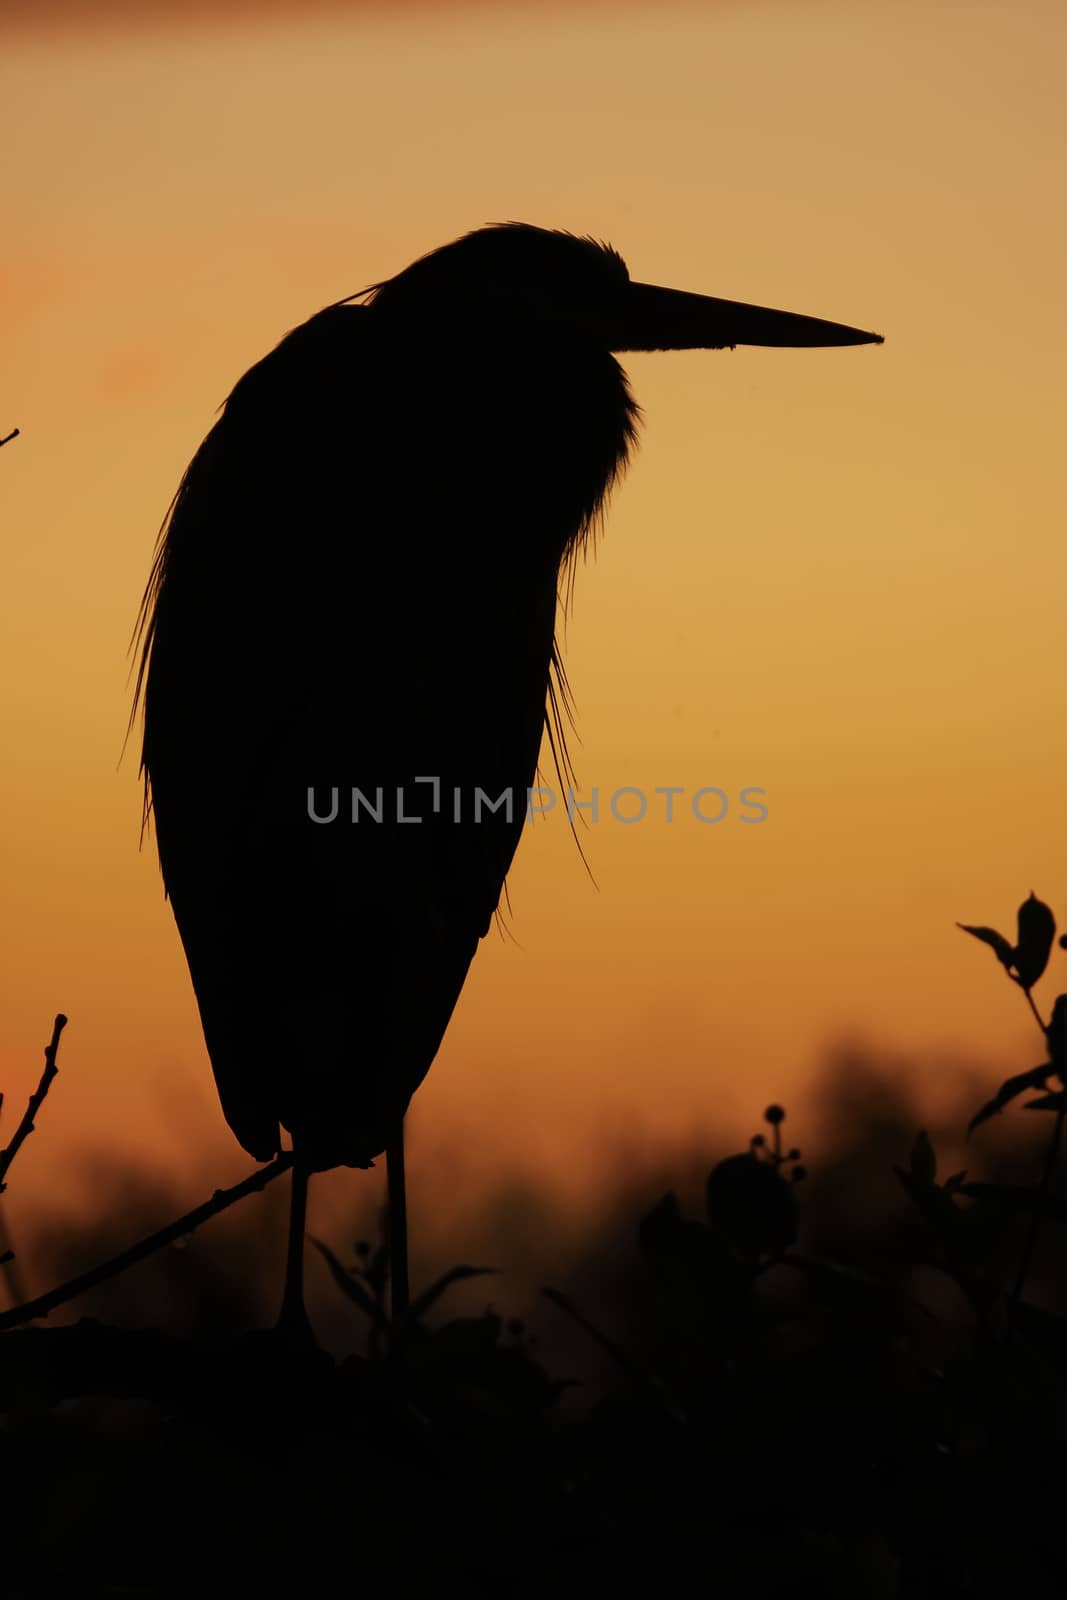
[3,891,1067,1597]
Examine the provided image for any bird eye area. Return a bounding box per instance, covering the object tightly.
[365,222,630,339]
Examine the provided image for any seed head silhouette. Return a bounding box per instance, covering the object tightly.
[134,222,881,1336]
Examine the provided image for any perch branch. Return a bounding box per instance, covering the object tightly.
[0,1152,293,1332]
[0,428,20,449]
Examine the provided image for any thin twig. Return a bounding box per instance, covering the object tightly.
[0,1015,67,1194]
[1021,986,1048,1038]
[541,1284,673,1402]
[0,427,19,449]
[0,1152,294,1332]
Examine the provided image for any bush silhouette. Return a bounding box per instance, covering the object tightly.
[1,891,1066,1596]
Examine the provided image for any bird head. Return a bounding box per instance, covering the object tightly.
[362,222,883,352]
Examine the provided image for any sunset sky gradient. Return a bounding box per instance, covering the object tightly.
[2,0,1064,1258]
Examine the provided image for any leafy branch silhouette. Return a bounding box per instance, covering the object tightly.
[956,892,1067,1307]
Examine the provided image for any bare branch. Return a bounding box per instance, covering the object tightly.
[0,1014,67,1194]
[0,427,19,449]
[0,1152,294,1332]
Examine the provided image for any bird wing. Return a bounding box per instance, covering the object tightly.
[142,305,567,1168]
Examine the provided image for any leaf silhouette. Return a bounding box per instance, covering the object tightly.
[363,1242,391,1299]
[640,1191,731,1291]
[705,1152,798,1259]
[958,1182,1067,1219]
[1022,1092,1067,1113]
[541,1285,661,1390]
[1014,893,1057,989]
[408,1264,498,1322]
[311,1237,388,1327]
[893,1164,958,1230]
[432,1311,502,1363]
[967,1063,1054,1134]
[956,922,1015,971]
[908,1129,937,1185]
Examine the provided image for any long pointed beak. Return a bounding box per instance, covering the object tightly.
[610,280,883,351]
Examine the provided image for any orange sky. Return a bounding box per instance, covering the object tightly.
[2,1,1065,1267]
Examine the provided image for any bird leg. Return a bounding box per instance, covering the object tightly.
[386,1121,409,1331]
[276,1156,316,1345]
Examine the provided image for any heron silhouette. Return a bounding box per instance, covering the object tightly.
[134,223,881,1340]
